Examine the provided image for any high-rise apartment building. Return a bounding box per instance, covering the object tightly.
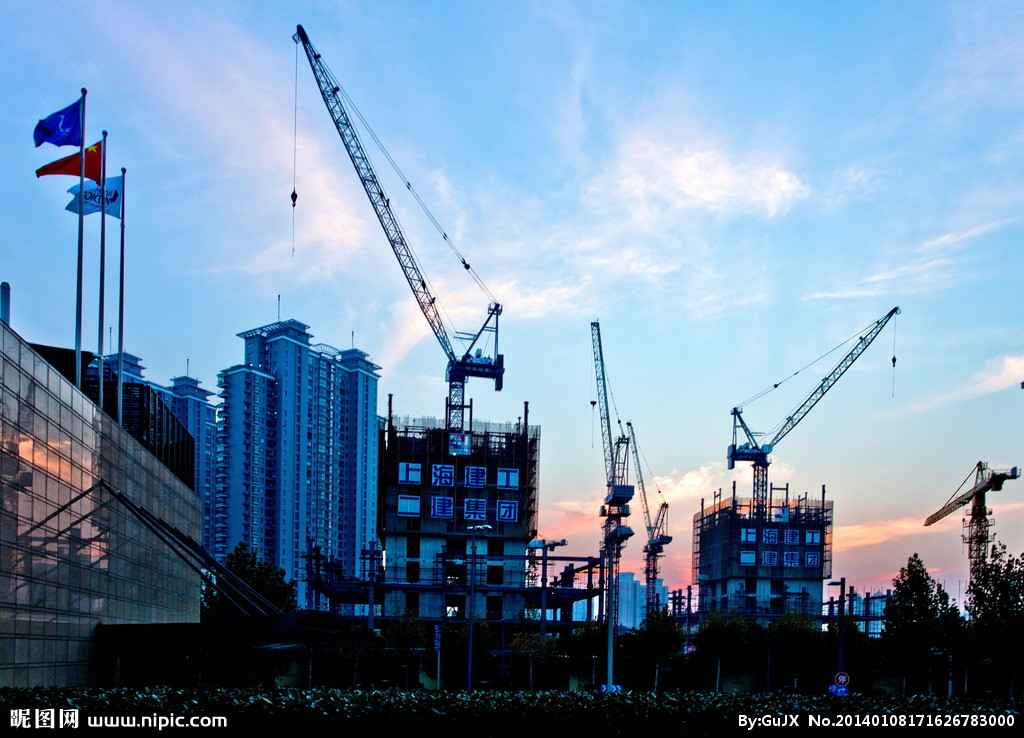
[90,354,218,549]
[158,376,218,549]
[215,320,380,609]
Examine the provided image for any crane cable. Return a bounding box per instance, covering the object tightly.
[633,428,667,505]
[941,464,980,508]
[891,312,898,397]
[333,82,498,306]
[737,314,898,412]
[290,41,299,257]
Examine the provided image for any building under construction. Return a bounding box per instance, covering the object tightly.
[693,483,833,623]
[375,406,541,623]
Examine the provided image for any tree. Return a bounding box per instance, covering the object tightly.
[768,612,822,690]
[967,542,1024,696]
[202,542,298,616]
[693,611,757,690]
[314,625,382,687]
[630,608,686,690]
[882,553,963,694]
[561,620,606,687]
[510,631,562,690]
[379,612,430,688]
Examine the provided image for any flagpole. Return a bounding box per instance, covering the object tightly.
[117,168,126,426]
[75,88,87,389]
[97,130,108,413]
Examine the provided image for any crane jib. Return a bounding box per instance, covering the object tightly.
[729,306,900,465]
[295,25,504,430]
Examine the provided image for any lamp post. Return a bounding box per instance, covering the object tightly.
[828,578,847,677]
[466,524,491,691]
[527,538,567,636]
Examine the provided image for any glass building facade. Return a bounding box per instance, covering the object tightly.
[0,321,201,686]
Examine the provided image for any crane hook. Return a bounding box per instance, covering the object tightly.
[291,190,298,208]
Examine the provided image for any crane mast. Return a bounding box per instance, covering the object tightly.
[295,26,503,432]
[590,321,633,634]
[627,422,672,618]
[729,306,900,509]
[592,321,629,487]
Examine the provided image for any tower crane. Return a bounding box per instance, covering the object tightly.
[592,321,630,496]
[590,321,633,626]
[728,306,900,509]
[924,461,1020,577]
[591,320,633,689]
[295,26,503,433]
[626,421,672,618]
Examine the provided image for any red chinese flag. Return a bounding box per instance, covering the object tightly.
[35,140,103,184]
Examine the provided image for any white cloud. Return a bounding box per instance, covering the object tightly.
[903,354,1024,413]
[807,218,1015,301]
[597,140,809,220]
[833,515,930,552]
[917,218,1017,253]
[938,2,1024,110]
[819,165,884,211]
[492,277,594,320]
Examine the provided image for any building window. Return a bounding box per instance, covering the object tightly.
[465,466,487,487]
[397,495,419,517]
[806,529,821,545]
[445,595,464,619]
[497,468,519,489]
[496,500,518,522]
[406,562,420,583]
[487,565,504,585]
[431,496,454,519]
[762,551,778,566]
[431,464,455,486]
[740,550,756,566]
[464,498,487,521]
[784,529,800,545]
[445,563,466,584]
[486,595,503,620]
[762,529,778,545]
[741,528,757,543]
[784,552,799,567]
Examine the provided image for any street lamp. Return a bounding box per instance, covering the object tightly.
[827,578,847,677]
[528,538,567,636]
[466,524,492,691]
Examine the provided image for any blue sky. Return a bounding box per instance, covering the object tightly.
[2,1,1022,602]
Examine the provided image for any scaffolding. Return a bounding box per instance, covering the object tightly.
[692,483,833,620]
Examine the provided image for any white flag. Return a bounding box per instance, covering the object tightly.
[65,176,123,219]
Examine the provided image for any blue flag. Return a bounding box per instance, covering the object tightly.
[34,98,83,148]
